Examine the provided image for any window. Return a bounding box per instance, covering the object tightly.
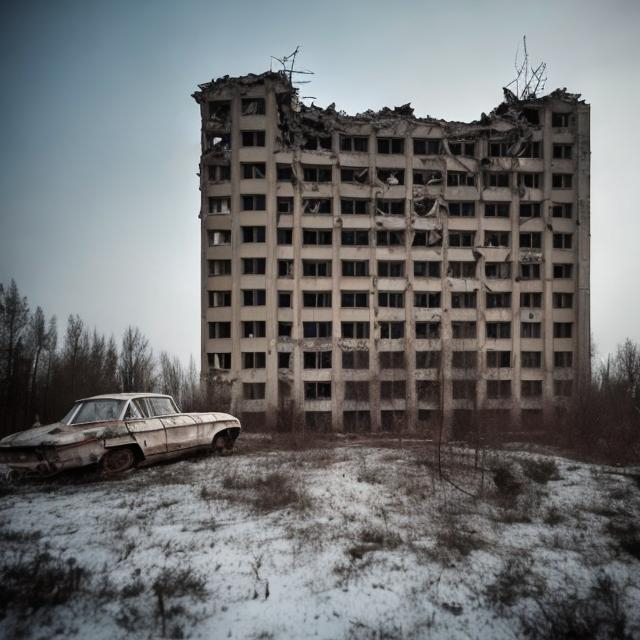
[241,130,265,147]
[519,173,543,189]
[413,138,441,155]
[452,321,476,339]
[303,229,332,245]
[416,322,440,339]
[206,132,231,151]
[341,230,369,246]
[242,258,266,274]
[277,352,291,368]
[521,322,541,338]
[342,260,369,277]
[341,167,369,183]
[416,380,440,401]
[241,98,265,115]
[305,411,332,431]
[242,352,266,369]
[487,351,511,368]
[521,292,542,308]
[242,289,266,306]
[377,169,405,185]
[278,259,294,278]
[413,170,443,185]
[278,322,292,338]
[208,100,230,120]
[486,292,511,308]
[521,380,542,397]
[341,199,369,215]
[242,195,266,211]
[520,263,540,280]
[342,322,370,339]
[484,203,510,218]
[242,321,266,338]
[243,383,266,400]
[208,290,231,307]
[486,173,510,188]
[277,228,292,245]
[489,141,509,157]
[304,136,332,151]
[207,165,231,182]
[208,230,231,246]
[520,141,542,158]
[484,231,509,248]
[487,322,511,339]
[448,202,475,217]
[277,164,293,181]
[414,261,441,277]
[452,380,476,400]
[208,197,231,214]
[416,351,441,368]
[303,322,332,338]
[376,199,404,216]
[451,292,476,309]
[522,351,542,368]
[485,262,511,279]
[554,380,573,397]
[449,231,475,247]
[554,322,573,338]
[241,226,265,243]
[344,381,370,401]
[447,173,475,187]
[448,141,475,156]
[305,382,331,400]
[278,291,291,308]
[552,203,573,219]
[378,261,405,277]
[553,293,573,309]
[554,351,573,368]
[380,351,404,369]
[208,353,231,370]
[377,230,405,246]
[520,232,542,249]
[303,351,332,369]
[519,202,542,218]
[552,112,570,127]
[340,135,369,152]
[380,381,406,399]
[414,292,440,308]
[344,410,371,432]
[378,137,404,154]
[553,233,573,249]
[208,322,231,339]
[552,174,573,189]
[380,322,404,339]
[303,199,332,214]
[452,351,477,369]
[303,260,332,277]
[303,166,332,182]
[241,163,266,179]
[303,291,332,307]
[342,291,369,307]
[413,230,441,247]
[342,350,369,369]
[487,380,511,399]
[207,259,231,276]
[553,263,573,279]
[277,197,294,214]
[553,144,572,159]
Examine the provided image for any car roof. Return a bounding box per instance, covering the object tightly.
[76,393,173,402]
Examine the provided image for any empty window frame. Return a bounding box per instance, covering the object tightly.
[452,351,477,369]
[448,202,475,217]
[448,261,476,278]
[484,231,509,247]
[416,380,440,401]
[552,112,571,127]
[241,226,266,242]
[521,380,543,397]
[277,164,293,181]
[304,382,332,400]
[521,351,542,368]
[416,351,441,369]
[208,290,231,307]
[377,169,405,185]
[243,383,266,400]
[414,292,441,308]
[379,351,405,369]
[447,172,476,187]
[518,173,543,189]
[521,292,542,308]
[242,321,266,338]
[278,259,294,277]
[553,233,573,249]
[242,257,266,274]
[452,380,476,399]
[344,381,370,401]
[520,263,541,280]
[377,230,405,246]
[449,231,475,247]
[207,164,231,182]
[487,351,511,368]
[378,137,404,154]
[412,230,442,247]
[380,321,405,339]
[241,130,265,147]
[241,98,265,115]
[552,174,573,189]
[519,202,542,218]
[554,322,573,338]
[208,322,231,339]
[552,203,573,219]
[241,163,266,179]
[303,166,332,182]
[207,259,231,276]
[554,351,573,368]
[451,292,477,309]
[376,199,405,216]
[520,232,542,249]
[341,199,369,215]
[342,350,370,369]
[554,380,573,397]
[206,133,231,151]
[521,322,541,338]
[380,381,406,400]
[414,261,441,277]
[242,352,266,369]
[242,195,266,211]
[278,322,292,338]
[553,144,572,159]
[207,100,230,120]
[340,135,369,152]
[378,261,405,277]
[343,410,371,431]
[486,172,510,188]
[553,263,573,278]
[487,380,512,399]
[242,289,266,306]
[341,322,370,339]
[489,141,510,157]
[304,136,332,151]
[452,321,476,339]
[303,199,332,214]
[208,230,231,246]
[303,291,332,307]
[277,351,291,367]
[413,138,441,155]
[341,229,369,246]
[342,260,370,277]
[413,170,443,185]
[485,262,511,279]
[278,291,292,308]
[416,321,440,339]
[484,203,510,218]
[303,229,332,245]
[486,322,511,339]
[342,291,369,308]
[303,351,332,369]
[208,353,231,370]
[519,141,542,158]
[486,292,511,308]
[208,197,231,214]
[276,198,293,214]
[303,321,332,338]
[277,228,293,245]
[553,293,573,309]
[448,141,475,156]
[303,260,332,277]
[341,167,369,183]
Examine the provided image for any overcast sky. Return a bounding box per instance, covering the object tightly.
[1,0,638,365]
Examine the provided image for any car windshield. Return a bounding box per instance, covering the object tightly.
[64,400,126,425]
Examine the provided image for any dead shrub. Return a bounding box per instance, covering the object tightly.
[223,471,310,512]
[520,458,560,484]
[491,462,524,502]
[544,506,565,526]
[486,557,544,608]
[606,520,640,560]
[435,516,486,560]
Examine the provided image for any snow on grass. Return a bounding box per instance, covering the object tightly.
[0,441,639,639]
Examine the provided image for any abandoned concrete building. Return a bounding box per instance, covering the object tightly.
[193,72,590,436]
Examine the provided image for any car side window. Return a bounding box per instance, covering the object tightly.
[125,402,143,420]
[133,398,149,418]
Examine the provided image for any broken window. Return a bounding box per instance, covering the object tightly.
[487,380,511,399]
[278,291,291,308]
[303,260,332,277]
[552,203,573,219]
[378,261,405,278]
[554,322,573,338]
[380,351,405,369]
[451,292,477,309]
[485,262,511,279]
[241,130,265,147]
[303,291,332,308]
[415,351,441,369]
[520,263,540,280]
[553,233,573,249]
[452,351,477,369]
[207,259,231,276]
[416,322,440,339]
[489,141,510,157]
[303,229,332,245]
[377,199,405,216]
[380,380,406,399]
[341,230,369,246]
[553,144,572,159]
[519,141,542,158]
[486,292,511,308]
[341,167,369,183]
[242,289,266,306]
[486,322,511,339]
[344,381,370,401]
[277,197,294,214]
[303,351,332,369]
[448,261,476,278]
[208,101,230,121]
[552,174,573,189]
[448,141,475,156]
[554,351,573,368]
[521,322,541,338]
[487,351,511,368]
[342,322,370,339]
[303,166,332,182]
[377,169,405,185]
[208,230,231,246]
[413,138,441,155]
[552,112,571,128]
[277,164,293,181]
[303,198,332,214]
[303,321,332,338]
[277,351,291,367]
[486,173,510,188]
[242,258,266,274]
[242,352,266,369]
[208,197,231,215]
[340,135,369,152]
[521,380,542,398]
[414,261,441,277]
[241,163,266,179]
[522,351,542,368]
[448,202,475,217]
[553,293,573,309]
[206,133,231,152]
[484,231,509,247]
[304,382,332,400]
[554,380,573,397]
[378,137,404,154]
[342,291,369,308]
[304,136,332,151]
[448,231,475,247]
[242,321,266,338]
[208,290,231,307]
[241,226,266,243]
[341,199,369,215]
[277,228,293,245]
[278,260,294,278]
[447,172,476,187]
[207,165,231,182]
[553,263,573,278]
[342,260,369,277]
[377,230,405,246]
[484,203,510,218]
[378,291,404,308]
[452,321,476,339]
[241,98,266,115]
[278,322,292,338]
[342,350,369,369]
[380,322,405,339]
[413,170,442,185]
[242,195,266,211]
[518,173,542,189]
[416,380,440,401]
[414,292,441,308]
[521,292,542,308]
[519,232,542,249]
[208,322,231,339]
[452,380,476,400]
[208,352,231,370]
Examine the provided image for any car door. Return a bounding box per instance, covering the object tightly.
[146,396,204,453]
[124,398,168,457]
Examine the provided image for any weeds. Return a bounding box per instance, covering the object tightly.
[486,557,544,608]
[222,470,311,512]
[520,458,560,484]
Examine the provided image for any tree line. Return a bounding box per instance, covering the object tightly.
[0,280,206,436]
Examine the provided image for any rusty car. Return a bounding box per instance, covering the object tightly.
[0,393,241,476]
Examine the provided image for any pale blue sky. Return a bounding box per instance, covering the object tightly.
[1,0,638,364]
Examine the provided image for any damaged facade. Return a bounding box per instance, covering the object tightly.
[193,72,590,437]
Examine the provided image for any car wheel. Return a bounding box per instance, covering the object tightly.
[101,447,136,474]
[213,434,234,455]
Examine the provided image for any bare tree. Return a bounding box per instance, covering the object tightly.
[119,326,155,392]
[158,351,184,402]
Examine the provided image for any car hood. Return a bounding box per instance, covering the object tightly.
[0,421,126,448]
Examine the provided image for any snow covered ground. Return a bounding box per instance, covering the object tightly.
[1,436,639,639]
